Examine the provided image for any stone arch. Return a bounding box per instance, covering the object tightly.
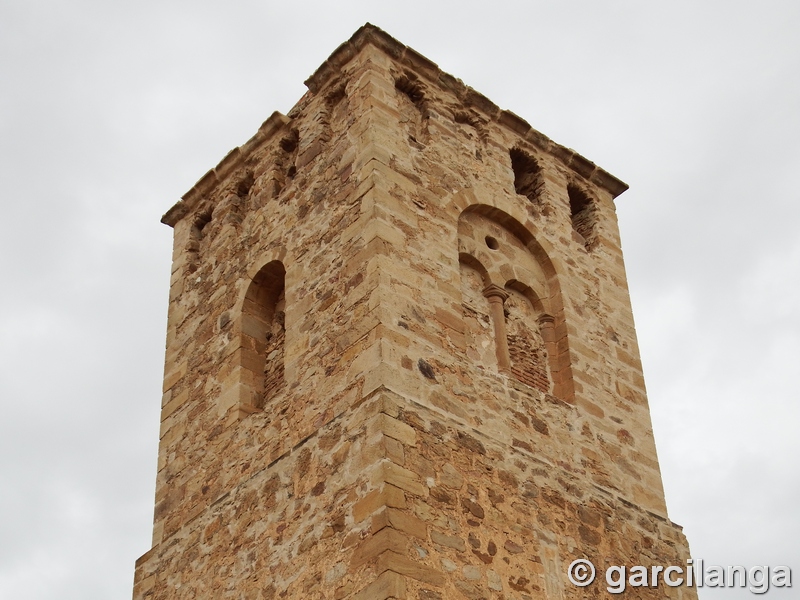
[186,207,213,273]
[394,71,429,146]
[568,182,598,251]
[240,260,286,412]
[457,205,574,401]
[458,254,496,368]
[504,281,554,394]
[510,147,546,210]
[505,279,546,314]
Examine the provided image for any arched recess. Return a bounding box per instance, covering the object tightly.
[457,205,574,401]
[240,260,286,410]
[394,72,429,146]
[459,254,496,368]
[186,208,213,273]
[504,281,554,394]
[568,182,598,251]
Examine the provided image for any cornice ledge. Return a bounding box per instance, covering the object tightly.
[161,111,290,227]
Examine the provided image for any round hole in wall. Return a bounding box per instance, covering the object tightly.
[485,236,499,250]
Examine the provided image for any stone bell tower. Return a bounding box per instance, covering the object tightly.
[133,24,696,599]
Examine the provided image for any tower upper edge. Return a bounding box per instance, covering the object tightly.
[161,23,629,228]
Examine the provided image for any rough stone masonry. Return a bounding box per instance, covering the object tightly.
[133,24,697,600]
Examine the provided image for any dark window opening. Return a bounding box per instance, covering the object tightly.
[510,148,544,206]
[568,184,597,250]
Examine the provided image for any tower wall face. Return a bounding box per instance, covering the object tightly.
[134,27,696,600]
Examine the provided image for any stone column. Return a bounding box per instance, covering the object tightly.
[483,284,511,370]
[537,313,555,346]
[537,313,557,393]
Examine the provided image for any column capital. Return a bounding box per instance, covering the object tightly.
[482,284,508,302]
[537,313,555,325]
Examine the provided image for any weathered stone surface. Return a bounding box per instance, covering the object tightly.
[430,530,467,552]
[133,23,696,600]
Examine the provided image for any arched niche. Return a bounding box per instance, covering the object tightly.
[457,205,574,401]
[458,253,496,368]
[240,260,286,411]
[504,281,554,394]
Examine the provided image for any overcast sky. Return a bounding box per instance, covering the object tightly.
[1,1,798,599]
